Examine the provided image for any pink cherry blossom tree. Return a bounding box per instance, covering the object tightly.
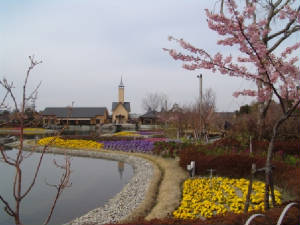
[164,0,299,210]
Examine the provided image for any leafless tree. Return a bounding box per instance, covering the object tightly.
[187,88,217,141]
[0,56,71,225]
[200,88,216,141]
[141,92,170,112]
[161,90,216,140]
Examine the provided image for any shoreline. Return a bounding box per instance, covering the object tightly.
[8,141,157,225]
[0,129,55,135]
[6,141,188,224]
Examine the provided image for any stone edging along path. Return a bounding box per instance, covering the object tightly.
[19,143,156,225]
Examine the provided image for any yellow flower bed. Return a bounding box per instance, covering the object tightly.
[112,131,140,137]
[173,177,281,219]
[24,128,46,132]
[37,137,103,150]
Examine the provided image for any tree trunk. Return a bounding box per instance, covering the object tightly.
[264,114,287,210]
[244,163,256,213]
[257,80,272,141]
[264,126,276,210]
[264,167,271,210]
[269,171,276,207]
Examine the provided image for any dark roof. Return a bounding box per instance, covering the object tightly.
[112,102,131,112]
[140,110,157,119]
[42,107,108,118]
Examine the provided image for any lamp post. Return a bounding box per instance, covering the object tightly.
[197,74,203,139]
[197,74,203,106]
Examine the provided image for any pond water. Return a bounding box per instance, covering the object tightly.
[0,149,134,225]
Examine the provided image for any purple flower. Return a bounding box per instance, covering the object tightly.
[99,140,157,153]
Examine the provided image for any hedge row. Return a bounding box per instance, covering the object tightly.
[252,140,300,156]
[211,137,300,156]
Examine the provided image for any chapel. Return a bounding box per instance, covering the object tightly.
[111,78,131,124]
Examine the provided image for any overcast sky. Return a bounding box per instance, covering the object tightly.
[0,0,289,114]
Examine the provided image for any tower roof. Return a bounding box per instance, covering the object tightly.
[119,76,124,87]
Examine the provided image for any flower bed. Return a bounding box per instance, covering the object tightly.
[61,135,144,141]
[0,127,49,134]
[113,131,140,137]
[179,148,300,200]
[173,177,281,219]
[100,138,168,153]
[100,139,155,153]
[37,137,103,150]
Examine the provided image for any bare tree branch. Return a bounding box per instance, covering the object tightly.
[0,55,71,225]
[43,155,71,225]
[0,195,15,217]
[0,89,9,109]
[268,25,300,53]
[0,147,16,166]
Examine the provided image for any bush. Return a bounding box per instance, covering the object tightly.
[212,136,242,150]
[252,140,300,157]
[153,141,199,158]
[284,155,300,166]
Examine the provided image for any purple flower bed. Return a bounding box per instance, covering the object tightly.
[100,140,155,153]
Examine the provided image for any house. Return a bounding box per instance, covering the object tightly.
[111,78,131,124]
[42,107,109,127]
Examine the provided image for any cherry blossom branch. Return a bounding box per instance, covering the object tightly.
[228,1,291,112]
[268,25,300,53]
[273,0,292,16]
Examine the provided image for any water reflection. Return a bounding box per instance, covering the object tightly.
[118,161,124,179]
[0,149,134,225]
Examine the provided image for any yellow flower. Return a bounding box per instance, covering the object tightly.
[112,131,140,137]
[173,177,281,219]
[37,137,103,150]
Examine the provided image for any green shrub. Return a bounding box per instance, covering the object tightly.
[284,155,300,166]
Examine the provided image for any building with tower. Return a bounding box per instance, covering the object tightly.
[111,78,131,124]
[41,77,131,128]
[41,107,109,127]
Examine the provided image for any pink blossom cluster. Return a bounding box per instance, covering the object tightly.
[164,0,300,104]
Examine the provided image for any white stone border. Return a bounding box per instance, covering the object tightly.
[21,144,154,225]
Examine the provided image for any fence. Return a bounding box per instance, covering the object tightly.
[244,202,298,225]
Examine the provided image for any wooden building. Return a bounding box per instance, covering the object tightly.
[140,110,158,125]
[42,107,109,126]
